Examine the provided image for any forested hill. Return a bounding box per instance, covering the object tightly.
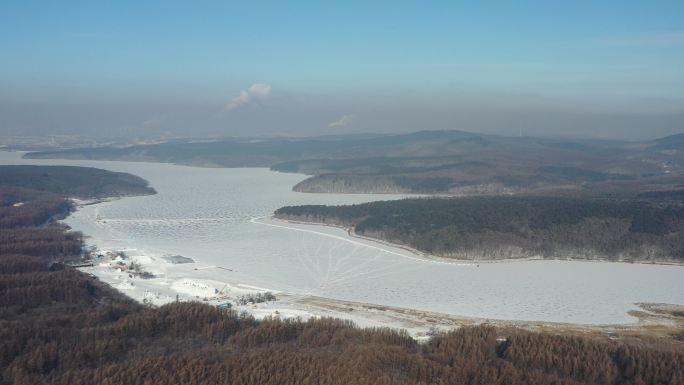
[23,129,684,196]
[0,165,156,198]
[275,197,684,263]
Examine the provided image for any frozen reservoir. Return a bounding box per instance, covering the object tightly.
[1,151,682,324]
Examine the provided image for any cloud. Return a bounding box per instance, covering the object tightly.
[328,114,354,128]
[225,83,272,110]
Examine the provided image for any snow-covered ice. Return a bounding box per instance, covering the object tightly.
[1,151,683,326]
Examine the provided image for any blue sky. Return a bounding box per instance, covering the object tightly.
[1,1,683,138]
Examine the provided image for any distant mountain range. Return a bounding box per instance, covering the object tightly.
[22,130,684,197]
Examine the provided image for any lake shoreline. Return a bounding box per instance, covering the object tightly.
[271,216,684,267]
[3,151,683,330]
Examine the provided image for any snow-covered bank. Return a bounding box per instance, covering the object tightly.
[75,245,684,340]
[77,246,447,338]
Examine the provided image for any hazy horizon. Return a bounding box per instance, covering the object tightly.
[2,1,683,140]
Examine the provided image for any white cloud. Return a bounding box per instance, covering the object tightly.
[225,83,272,110]
[328,114,354,128]
[247,83,272,96]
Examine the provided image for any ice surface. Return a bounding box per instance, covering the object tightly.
[2,151,683,324]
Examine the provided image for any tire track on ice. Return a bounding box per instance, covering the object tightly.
[250,217,475,266]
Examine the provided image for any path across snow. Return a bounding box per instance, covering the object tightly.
[249,216,476,266]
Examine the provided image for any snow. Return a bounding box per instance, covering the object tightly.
[116,279,135,290]
[170,278,219,298]
[1,151,683,329]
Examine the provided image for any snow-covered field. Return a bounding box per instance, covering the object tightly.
[2,151,683,329]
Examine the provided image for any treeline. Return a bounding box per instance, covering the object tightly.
[0,187,71,228]
[0,165,155,198]
[291,173,490,194]
[0,186,82,260]
[4,296,684,384]
[2,168,684,384]
[287,164,633,195]
[275,196,684,262]
[27,129,684,196]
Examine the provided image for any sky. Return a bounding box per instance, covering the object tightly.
[1,1,683,140]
